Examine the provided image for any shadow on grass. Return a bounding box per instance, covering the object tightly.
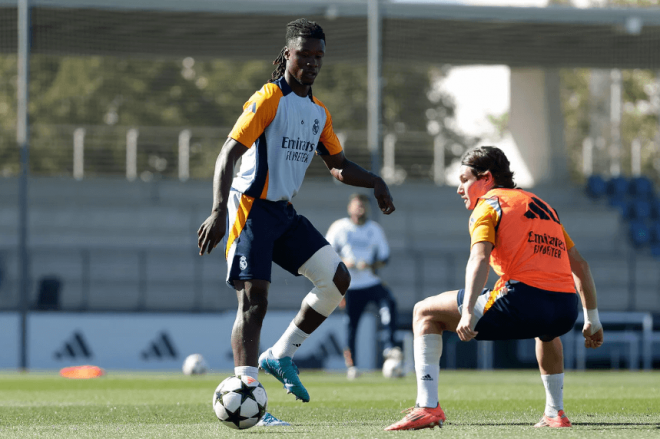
[572,423,660,428]
[448,423,533,426]
[450,422,660,428]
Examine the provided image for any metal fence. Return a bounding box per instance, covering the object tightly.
[3,124,450,182]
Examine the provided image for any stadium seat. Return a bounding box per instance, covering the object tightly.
[35,276,62,311]
[609,198,632,218]
[651,243,660,259]
[607,176,629,199]
[651,199,660,219]
[628,176,655,200]
[650,221,660,243]
[629,199,653,220]
[629,220,651,247]
[586,174,607,199]
[606,177,630,214]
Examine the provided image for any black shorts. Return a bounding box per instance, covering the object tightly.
[225,190,329,288]
[457,280,578,342]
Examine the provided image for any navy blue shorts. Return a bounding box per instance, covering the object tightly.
[457,280,578,342]
[224,190,329,288]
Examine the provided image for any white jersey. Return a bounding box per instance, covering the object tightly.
[326,218,390,290]
[228,77,343,202]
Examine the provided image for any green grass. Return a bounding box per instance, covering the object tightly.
[0,370,659,438]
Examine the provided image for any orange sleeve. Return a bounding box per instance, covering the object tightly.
[313,97,343,156]
[469,198,500,248]
[228,83,281,148]
[562,225,575,251]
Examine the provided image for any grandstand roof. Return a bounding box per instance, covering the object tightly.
[1,0,660,68]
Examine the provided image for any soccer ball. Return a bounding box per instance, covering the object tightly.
[213,375,268,430]
[382,357,405,378]
[182,354,208,376]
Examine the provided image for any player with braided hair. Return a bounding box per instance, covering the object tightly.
[198,18,395,426]
[269,18,326,83]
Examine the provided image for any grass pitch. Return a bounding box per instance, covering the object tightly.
[0,369,658,438]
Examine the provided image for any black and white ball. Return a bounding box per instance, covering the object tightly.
[213,375,268,430]
[182,354,208,375]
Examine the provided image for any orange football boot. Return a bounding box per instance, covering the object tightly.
[534,410,572,428]
[384,404,446,431]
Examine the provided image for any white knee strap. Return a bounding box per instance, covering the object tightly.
[298,245,343,317]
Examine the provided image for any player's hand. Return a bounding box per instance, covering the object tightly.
[582,323,604,349]
[456,312,478,342]
[338,297,346,310]
[356,260,368,270]
[374,177,395,215]
[197,211,226,256]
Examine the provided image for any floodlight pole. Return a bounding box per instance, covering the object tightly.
[17,0,31,371]
[367,0,382,220]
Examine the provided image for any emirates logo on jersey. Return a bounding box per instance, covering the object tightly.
[312,119,320,135]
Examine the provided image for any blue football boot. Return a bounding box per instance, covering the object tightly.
[258,348,310,402]
[256,412,291,427]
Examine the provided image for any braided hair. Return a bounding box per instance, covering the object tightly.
[460,146,516,189]
[269,18,326,83]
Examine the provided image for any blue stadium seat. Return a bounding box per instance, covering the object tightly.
[651,199,660,219]
[586,175,607,199]
[609,198,632,218]
[628,176,655,200]
[651,243,660,259]
[629,199,653,220]
[607,176,629,198]
[651,220,660,244]
[629,220,651,247]
[606,176,630,214]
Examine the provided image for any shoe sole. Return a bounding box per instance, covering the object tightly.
[386,419,444,431]
[534,418,571,428]
[414,421,443,430]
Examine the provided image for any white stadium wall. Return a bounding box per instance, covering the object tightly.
[0,313,19,368]
[0,311,375,371]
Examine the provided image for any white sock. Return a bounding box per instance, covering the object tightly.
[541,373,564,417]
[271,321,310,359]
[414,334,443,408]
[235,366,259,380]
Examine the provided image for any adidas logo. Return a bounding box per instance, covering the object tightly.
[141,331,178,360]
[53,331,93,360]
[524,197,560,224]
[420,374,433,381]
[293,343,301,347]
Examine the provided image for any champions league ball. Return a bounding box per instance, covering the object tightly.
[382,357,405,378]
[182,354,209,375]
[213,375,268,430]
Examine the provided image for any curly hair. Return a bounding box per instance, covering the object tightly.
[460,146,516,189]
[269,18,326,83]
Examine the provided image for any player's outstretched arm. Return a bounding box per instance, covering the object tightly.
[568,246,603,349]
[456,241,492,342]
[197,138,249,255]
[321,151,395,215]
